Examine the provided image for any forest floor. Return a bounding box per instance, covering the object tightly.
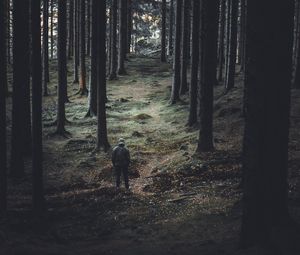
[1,55,300,255]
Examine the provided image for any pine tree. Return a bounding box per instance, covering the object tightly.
[161,0,167,62]
[118,0,127,75]
[109,0,118,80]
[43,0,50,96]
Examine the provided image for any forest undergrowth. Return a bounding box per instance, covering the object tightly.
[1,55,300,255]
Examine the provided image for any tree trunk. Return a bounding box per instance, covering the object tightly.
[217,0,225,82]
[170,0,183,104]
[97,0,110,151]
[86,0,91,56]
[188,0,200,126]
[224,0,238,92]
[118,0,127,75]
[79,0,87,95]
[196,0,218,152]
[127,0,132,53]
[50,0,54,59]
[68,0,74,59]
[43,0,50,96]
[241,0,294,247]
[31,0,45,214]
[0,0,7,212]
[161,0,167,62]
[180,0,190,95]
[73,0,79,83]
[238,0,246,73]
[109,0,118,80]
[56,0,68,135]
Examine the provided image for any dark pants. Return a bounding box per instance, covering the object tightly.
[114,166,129,189]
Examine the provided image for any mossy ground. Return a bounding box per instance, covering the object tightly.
[1,55,300,255]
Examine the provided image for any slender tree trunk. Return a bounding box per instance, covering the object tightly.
[117,0,127,75]
[109,0,118,80]
[50,0,54,59]
[188,0,200,126]
[127,0,132,53]
[217,0,225,81]
[0,0,7,212]
[78,0,87,95]
[224,0,238,92]
[241,0,294,247]
[86,0,91,56]
[169,0,174,56]
[56,0,68,135]
[238,0,246,73]
[97,0,110,151]
[68,0,74,59]
[161,0,167,62]
[196,0,218,152]
[73,0,79,83]
[180,0,190,95]
[43,0,50,96]
[224,0,231,88]
[170,0,183,104]
[31,0,45,214]
[293,0,300,88]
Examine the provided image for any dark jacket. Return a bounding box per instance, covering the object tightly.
[112,145,130,167]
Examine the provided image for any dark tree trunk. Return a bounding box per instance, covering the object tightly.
[217,0,225,82]
[0,0,7,212]
[79,0,88,95]
[223,0,231,88]
[109,0,118,80]
[224,0,238,92]
[68,0,74,59]
[196,0,218,152]
[56,0,68,135]
[180,0,190,95]
[6,0,11,68]
[238,0,246,73]
[188,0,200,126]
[127,0,132,53]
[293,0,300,89]
[86,0,91,56]
[97,0,110,151]
[241,0,294,247]
[50,0,54,59]
[161,0,167,62]
[31,0,45,214]
[73,0,79,83]
[118,0,127,75]
[10,0,31,178]
[43,0,50,96]
[170,0,183,104]
[169,0,174,56]
[86,0,98,117]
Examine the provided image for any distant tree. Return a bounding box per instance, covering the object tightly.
[293,0,300,89]
[224,0,238,92]
[68,0,74,59]
[78,0,88,95]
[73,0,79,83]
[188,0,200,126]
[97,0,110,151]
[31,0,45,214]
[127,0,132,53]
[10,0,31,178]
[0,0,7,212]
[43,0,50,96]
[109,0,118,80]
[180,0,190,95]
[118,0,127,75]
[56,0,68,135]
[238,0,246,73]
[170,0,183,104]
[161,0,167,62]
[50,0,54,59]
[196,0,218,152]
[241,0,295,247]
[168,0,174,56]
[86,0,91,56]
[217,0,225,82]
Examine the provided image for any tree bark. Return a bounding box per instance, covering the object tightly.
[168,0,174,56]
[109,0,118,80]
[170,0,183,104]
[127,0,132,53]
[241,0,294,247]
[217,0,225,82]
[43,0,50,96]
[196,0,218,152]
[73,0,79,83]
[118,0,127,75]
[50,0,54,59]
[68,0,74,59]
[161,0,167,62]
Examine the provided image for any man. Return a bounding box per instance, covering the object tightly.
[112,138,131,190]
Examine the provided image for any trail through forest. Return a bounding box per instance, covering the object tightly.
[2,55,300,255]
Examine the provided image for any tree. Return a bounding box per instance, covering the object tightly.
[50,0,54,59]
[109,0,118,80]
[78,0,88,95]
[31,0,45,214]
[10,0,31,178]
[170,0,183,104]
[168,0,174,56]
[196,0,218,152]
[73,0,79,83]
[118,0,127,75]
[161,0,167,62]
[43,0,50,96]
[180,0,190,95]
[127,0,132,53]
[217,0,225,82]
[0,0,7,212]
[97,0,110,151]
[188,0,200,126]
[68,0,74,59]
[224,0,238,92]
[56,0,68,135]
[241,0,295,247]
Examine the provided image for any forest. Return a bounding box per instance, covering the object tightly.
[1,0,300,254]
